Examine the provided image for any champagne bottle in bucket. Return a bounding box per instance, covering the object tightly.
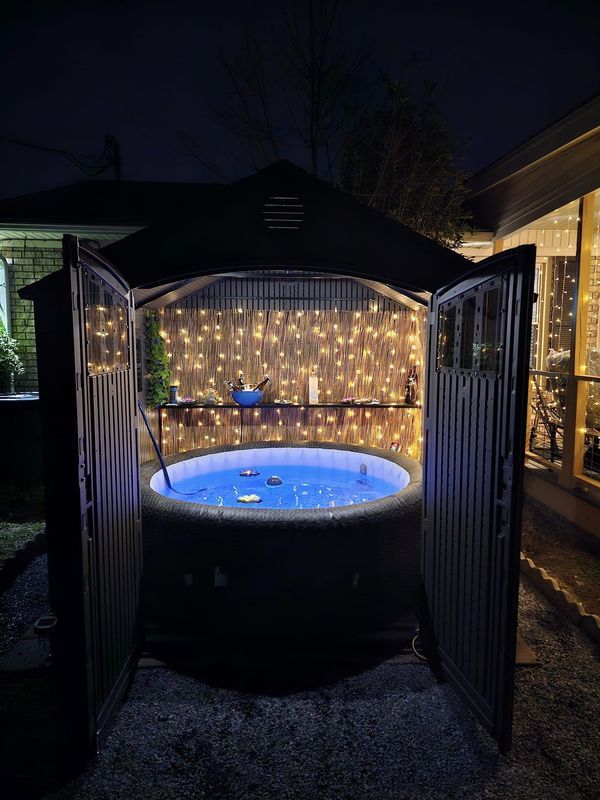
[253,376,271,391]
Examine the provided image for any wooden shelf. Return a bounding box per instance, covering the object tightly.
[160,402,421,409]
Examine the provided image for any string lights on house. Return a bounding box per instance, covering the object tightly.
[512,197,600,473]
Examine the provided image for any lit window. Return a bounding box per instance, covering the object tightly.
[0,256,8,333]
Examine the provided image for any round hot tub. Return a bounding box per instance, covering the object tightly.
[141,442,421,638]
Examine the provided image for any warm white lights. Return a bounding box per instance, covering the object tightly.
[156,304,426,457]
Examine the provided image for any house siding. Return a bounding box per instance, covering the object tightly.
[1,239,63,391]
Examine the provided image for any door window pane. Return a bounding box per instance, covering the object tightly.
[459,296,476,369]
[84,268,130,375]
[480,288,502,373]
[438,304,456,368]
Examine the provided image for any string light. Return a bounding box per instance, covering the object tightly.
[155,302,427,457]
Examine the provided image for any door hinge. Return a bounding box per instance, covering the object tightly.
[85,473,93,505]
[496,456,513,510]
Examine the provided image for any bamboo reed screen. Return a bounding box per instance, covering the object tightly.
[154,305,426,459]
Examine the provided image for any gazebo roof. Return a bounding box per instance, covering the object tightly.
[103,160,469,294]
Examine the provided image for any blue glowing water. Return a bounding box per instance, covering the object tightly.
[163,464,399,509]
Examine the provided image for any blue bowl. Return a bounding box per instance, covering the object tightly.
[231,390,264,407]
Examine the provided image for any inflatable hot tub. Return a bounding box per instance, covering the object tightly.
[141,441,422,639]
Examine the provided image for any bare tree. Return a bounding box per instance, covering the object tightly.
[187,5,471,246]
[212,0,370,181]
[0,133,122,179]
[281,0,368,178]
[217,27,283,170]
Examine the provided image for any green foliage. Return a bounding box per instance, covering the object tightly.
[340,81,472,248]
[0,326,24,390]
[0,521,45,563]
[144,312,170,407]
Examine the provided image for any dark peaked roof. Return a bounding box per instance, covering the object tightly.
[467,93,600,238]
[0,179,225,227]
[103,160,469,294]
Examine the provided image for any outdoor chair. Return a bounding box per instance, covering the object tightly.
[529,374,564,462]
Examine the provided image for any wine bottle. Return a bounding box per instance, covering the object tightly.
[404,366,417,404]
[224,380,240,391]
[308,368,319,404]
[253,376,271,391]
[239,372,245,390]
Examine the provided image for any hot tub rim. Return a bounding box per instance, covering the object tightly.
[140,440,422,525]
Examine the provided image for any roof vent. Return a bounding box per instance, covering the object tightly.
[263,196,304,230]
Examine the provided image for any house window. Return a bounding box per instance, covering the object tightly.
[0,256,8,332]
[500,192,600,493]
[573,189,600,482]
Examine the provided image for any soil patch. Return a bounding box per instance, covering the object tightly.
[521,500,600,617]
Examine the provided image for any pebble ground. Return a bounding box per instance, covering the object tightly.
[46,585,600,799]
[1,550,599,799]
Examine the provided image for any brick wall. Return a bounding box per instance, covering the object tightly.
[0,239,63,391]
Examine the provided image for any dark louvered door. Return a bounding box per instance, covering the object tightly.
[77,237,142,752]
[23,235,142,758]
[422,245,535,751]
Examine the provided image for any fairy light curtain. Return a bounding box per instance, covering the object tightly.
[503,199,579,369]
[152,278,427,457]
[588,190,600,368]
[160,306,424,403]
[504,199,580,466]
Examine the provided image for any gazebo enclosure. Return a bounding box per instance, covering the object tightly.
[138,274,427,461]
[21,161,534,758]
[103,160,462,460]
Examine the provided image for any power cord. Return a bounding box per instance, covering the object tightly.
[411,629,428,662]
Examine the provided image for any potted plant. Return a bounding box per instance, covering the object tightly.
[0,320,24,394]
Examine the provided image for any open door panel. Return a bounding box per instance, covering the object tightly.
[20,235,142,759]
[421,245,535,750]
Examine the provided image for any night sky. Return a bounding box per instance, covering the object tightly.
[1,0,599,199]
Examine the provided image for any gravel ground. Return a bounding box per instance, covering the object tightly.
[43,581,599,800]
[1,549,598,800]
[521,500,600,616]
[0,553,48,654]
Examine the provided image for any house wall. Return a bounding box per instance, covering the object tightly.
[0,239,62,391]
